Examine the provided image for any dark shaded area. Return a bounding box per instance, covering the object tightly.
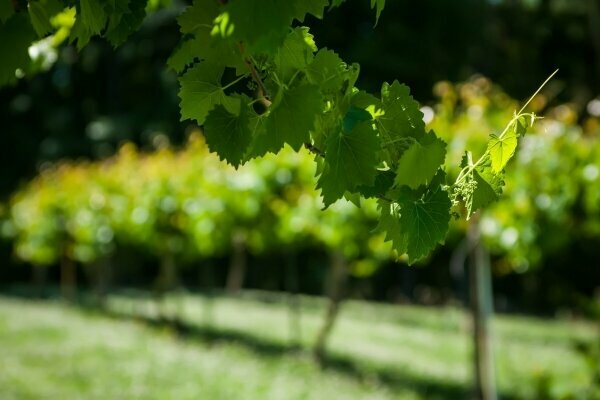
[0,237,598,317]
[0,7,185,196]
[311,0,599,103]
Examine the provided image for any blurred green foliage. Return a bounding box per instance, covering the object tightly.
[3,134,393,276]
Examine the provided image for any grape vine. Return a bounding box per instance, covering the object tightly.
[0,0,554,263]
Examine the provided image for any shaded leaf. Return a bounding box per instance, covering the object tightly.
[317,121,380,206]
[394,132,446,189]
[178,61,240,125]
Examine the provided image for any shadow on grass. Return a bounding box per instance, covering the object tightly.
[82,303,504,400]
[1,288,523,399]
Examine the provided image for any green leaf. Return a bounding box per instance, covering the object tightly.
[471,167,502,212]
[178,61,240,125]
[217,0,326,54]
[488,116,526,173]
[105,0,146,47]
[378,81,426,167]
[168,35,244,74]
[243,113,269,160]
[343,191,362,208]
[178,0,219,35]
[28,0,63,37]
[171,0,244,74]
[264,84,323,152]
[167,38,199,73]
[317,121,379,206]
[79,0,107,35]
[0,1,14,23]
[370,0,385,24]
[394,132,446,189]
[29,3,53,37]
[220,0,296,54]
[293,0,329,20]
[375,199,408,255]
[306,49,347,93]
[274,27,316,82]
[351,90,380,109]
[357,169,395,198]
[343,106,372,133]
[105,0,129,25]
[69,16,93,49]
[377,185,452,263]
[203,96,255,168]
[330,0,384,22]
[456,156,504,219]
[398,186,451,263]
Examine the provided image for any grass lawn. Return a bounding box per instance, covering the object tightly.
[0,290,597,399]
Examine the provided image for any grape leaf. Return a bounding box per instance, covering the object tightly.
[274,27,316,82]
[371,0,385,24]
[244,113,270,160]
[171,0,244,74]
[218,0,328,54]
[79,0,106,35]
[203,96,255,168]
[377,184,451,263]
[70,16,93,49]
[398,186,451,263]
[471,167,502,213]
[456,156,504,219]
[105,0,129,29]
[343,106,372,133]
[178,0,219,35]
[488,116,527,173]
[375,199,408,255]
[309,106,338,151]
[306,49,347,93]
[264,84,323,152]
[105,0,146,47]
[317,120,380,206]
[378,81,426,167]
[293,0,329,20]
[167,38,199,73]
[351,90,380,109]
[28,0,63,37]
[351,90,383,122]
[330,0,385,23]
[220,0,296,54]
[394,132,446,189]
[169,0,219,71]
[178,62,240,125]
[168,35,245,74]
[358,169,395,198]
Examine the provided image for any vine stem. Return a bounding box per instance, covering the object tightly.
[222,74,249,91]
[237,43,272,107]
[453,111,537,187]
[452,69,558,188]
[518,68,559,115]
[304,142,325,157]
